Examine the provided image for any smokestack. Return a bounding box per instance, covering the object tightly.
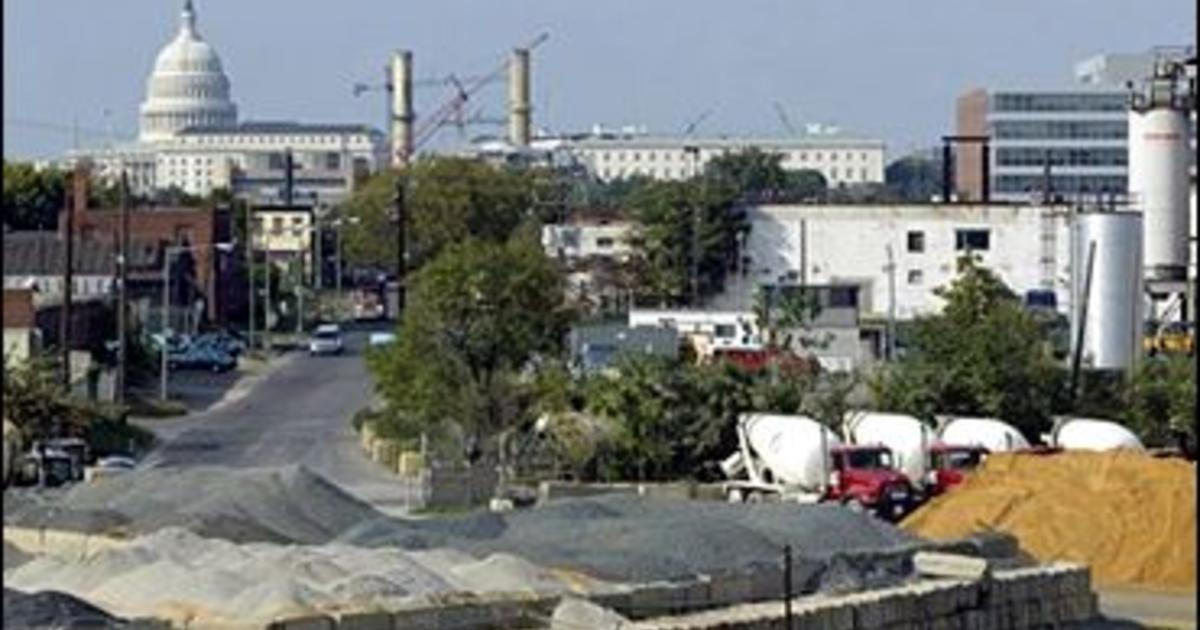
[509,48,531,147]
[391,50,414,168]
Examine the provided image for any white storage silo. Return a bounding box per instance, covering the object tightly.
[1069,211,1144,371]
[1128,107,1192,281]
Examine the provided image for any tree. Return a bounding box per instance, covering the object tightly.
[704,148,827,202]
[626,179,745,306]
[1123,356,1195,448]
[870,255,1063,439]
[368,234,568,464]
[2,356,89,441]
[340,157,539,274]
[885,152,943,202]
[3,161,65,230]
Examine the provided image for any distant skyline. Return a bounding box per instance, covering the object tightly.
[4,1,1194,161]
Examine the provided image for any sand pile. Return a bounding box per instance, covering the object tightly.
[903,451,1196,590]
[4,465,387,544]
[3,527,612,629]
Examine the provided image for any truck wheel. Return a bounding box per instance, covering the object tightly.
[747,491,763,504]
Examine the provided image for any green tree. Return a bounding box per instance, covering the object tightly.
[626,179,745,306]
[368,234,568,463]
[870,255,1063,439]
[2,356,89,441]
[3,161,66,230]
[885,152,943,202]
[1123,356,1195,447]
[340,157,538,274]
[704,148,827,202]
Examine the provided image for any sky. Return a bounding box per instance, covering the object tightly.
[3,1,1194,161]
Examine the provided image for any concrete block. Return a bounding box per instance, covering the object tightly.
[708,573,754,608]
[267,615,335,630]
[388,607,444,629]
[336,611,394,630]
[913,552,991,581]
[630,582,680,619]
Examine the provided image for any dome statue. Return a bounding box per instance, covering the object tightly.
[138,1,237,143]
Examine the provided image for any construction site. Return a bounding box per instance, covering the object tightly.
[3,5,1198,630]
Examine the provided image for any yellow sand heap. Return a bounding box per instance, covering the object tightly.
[903,450,1196,591]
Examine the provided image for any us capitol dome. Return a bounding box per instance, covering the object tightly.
[138,0,237,143]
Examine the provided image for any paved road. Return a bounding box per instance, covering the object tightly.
[139,325,419,515]
[1098,588,1197,629]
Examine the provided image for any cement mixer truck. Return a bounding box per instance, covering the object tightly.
[719,414,915,519]
[842,411,990,499]
[1043,417,1145,451]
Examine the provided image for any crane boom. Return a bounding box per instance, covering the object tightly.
[774,102,798,136]
[406,32,550,158]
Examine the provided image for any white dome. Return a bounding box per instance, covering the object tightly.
[139,1,236,143]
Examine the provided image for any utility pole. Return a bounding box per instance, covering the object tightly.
[116,171,130,405]
[283,149,295,206]
[61,166,82,389]
[885,244,897,361]
[395,176,407,314]
[246,206,256,350]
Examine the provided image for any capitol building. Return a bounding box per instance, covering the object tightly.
[68,1,387,205]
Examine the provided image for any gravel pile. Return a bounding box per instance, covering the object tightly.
[3,587,131,629]
[3,527,612,629]
[343,495,926,583]
[4,465,385,544]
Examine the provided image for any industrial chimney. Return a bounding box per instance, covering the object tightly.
[391,50,414,168]
[509,48,531,147]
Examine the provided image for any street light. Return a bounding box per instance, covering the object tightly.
[328,216,361,321]
[161,241,236,401]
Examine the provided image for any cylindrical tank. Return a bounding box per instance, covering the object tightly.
[1070,211,1144,370]
[1128,107,1192,281]
[742,414,841,490]
[508,48,532,147]
[938,417,1030,452]
[390,50,414,168]
[1051,417,1145,451]
[842,411,934,484]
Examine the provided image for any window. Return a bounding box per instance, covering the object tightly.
[907,270,924,285]
[271,217,284,234]
[907,230,925,253]
[814,152,823,161]
[830,152,838,161]
[325,152,341,170]
[860,152,868,161]
[955,229,990,251]
[648,152,656,162]
[799,152,807,162]
[714,324,736,339]
[828,287,859,308]
[596,237,615,249]
[860,168,868,180]
[633,152,641,162]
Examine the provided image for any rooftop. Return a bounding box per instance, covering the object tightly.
[177,121,382,136]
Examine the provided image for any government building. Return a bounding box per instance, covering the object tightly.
[66,1,387,205]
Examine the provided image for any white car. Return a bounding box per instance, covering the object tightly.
[308,324,344,356]
[368,332,397,347]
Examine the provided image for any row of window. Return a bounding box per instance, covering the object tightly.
[903,228,990,254]
[991,120,1126,140]
[992,93,1127,113]
[596,149,874,164]
[994,174,1127,195]
[995,147,1128,167]
[184,134,360,147]
[599,165,872,181]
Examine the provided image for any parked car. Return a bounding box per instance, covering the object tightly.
[309,324,345,356]
[368,332,397,347]
[168,345,237,372]
[193,331,247,357]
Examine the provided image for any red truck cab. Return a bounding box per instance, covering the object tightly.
[826,444,914,520]
[926,444,989,495]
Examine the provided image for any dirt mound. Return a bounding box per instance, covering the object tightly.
[903,451,1196,590]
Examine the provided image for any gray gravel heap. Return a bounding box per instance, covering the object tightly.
[3,465,383,545]
[342,495,927,584]
[3,587,130,630]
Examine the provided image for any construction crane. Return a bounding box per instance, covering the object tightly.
[682,110,712,136]
[773,102,798,136]
[409,31,550,156]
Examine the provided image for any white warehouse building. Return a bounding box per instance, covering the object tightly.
[712,204,1077,321]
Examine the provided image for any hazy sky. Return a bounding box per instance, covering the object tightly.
[4,1,1194,160]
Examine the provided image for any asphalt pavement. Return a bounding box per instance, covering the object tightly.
[138,323,420,515]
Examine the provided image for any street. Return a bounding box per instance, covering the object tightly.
[138,324,419,514]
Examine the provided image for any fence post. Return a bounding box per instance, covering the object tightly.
[783,545,794,630]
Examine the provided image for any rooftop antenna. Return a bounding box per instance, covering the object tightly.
[773,102,798,136]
